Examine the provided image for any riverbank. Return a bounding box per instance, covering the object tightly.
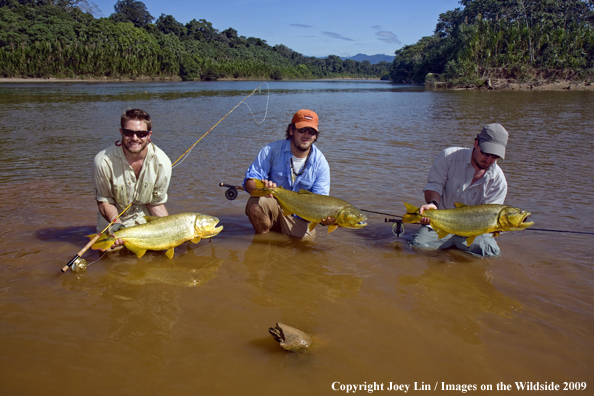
[2,76,593,90]
[0,76,183,83]
[0,76,381,83]
[483,78,594,90]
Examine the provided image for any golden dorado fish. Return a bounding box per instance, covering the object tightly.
[249,179,367,233]
[402,202,533,246]
[88,213,223,259]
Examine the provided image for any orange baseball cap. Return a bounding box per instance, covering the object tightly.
[292,109,319,131]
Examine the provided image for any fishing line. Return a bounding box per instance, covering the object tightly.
[523,228,594,235]
[361,208,402,218]
[241,82,270,125]
[62,82,267,272]
[172,82,266,169]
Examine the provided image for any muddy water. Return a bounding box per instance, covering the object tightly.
[0,80,592,395]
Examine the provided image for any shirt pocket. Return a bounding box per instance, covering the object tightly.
[296,177,313,191]
[272,170,287,185]
[113,184,129,206]
[444,176,465,203]
[135,181,154,204]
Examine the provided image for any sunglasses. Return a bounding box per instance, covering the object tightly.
[479,148,500,160]
[295,128,318,136]
[122,128,150,138]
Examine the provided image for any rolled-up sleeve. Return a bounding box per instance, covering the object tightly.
[92,152,116,205]
[423,149,450,196]
[243,145,273,189]
[151,153,172,205]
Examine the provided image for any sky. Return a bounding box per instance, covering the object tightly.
[89,0,460,58]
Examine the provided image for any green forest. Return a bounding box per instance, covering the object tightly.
[0,0,391,80]
[389,0,594,87]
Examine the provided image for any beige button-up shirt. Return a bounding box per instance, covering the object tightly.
[92,143,172,230]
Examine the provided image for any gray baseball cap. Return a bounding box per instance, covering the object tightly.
[478,123,508,159]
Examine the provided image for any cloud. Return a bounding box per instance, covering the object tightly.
[371,25,401,44]
[376,30,401,45]
[322,31,355,42]
[290,24,313,28]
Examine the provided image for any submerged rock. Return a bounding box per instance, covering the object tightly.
[268,323,312,352]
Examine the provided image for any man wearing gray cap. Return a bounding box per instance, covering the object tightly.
[409,123,509,257]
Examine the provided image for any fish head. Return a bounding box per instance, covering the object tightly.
[335,206,368,229]
[194,214,224,238]
[498,206,534,231]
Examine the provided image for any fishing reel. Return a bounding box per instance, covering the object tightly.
[385,218,404,237]
[225,187,238,200]
[219,182,244,201]
[70,257,88,272]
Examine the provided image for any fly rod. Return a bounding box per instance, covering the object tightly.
[62,83,265,272]
[62,202,133,272]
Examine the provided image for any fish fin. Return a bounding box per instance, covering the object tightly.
[433,226,450,240]
[403,202,419,214]
[308,222,318,232]
[327,225,338,234]
[298,189,314,194]
[402,214,421,224]
[402,202,422,224]
[191,236,202,244]
[249,179,273,197]
[466,236,476,246]
[454,202,468,208]
[144,216,160,222]
[165,248,174,259]
[125,243,146,258]
[89,233,115,251]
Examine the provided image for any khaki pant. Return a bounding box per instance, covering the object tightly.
[245,196,315,238]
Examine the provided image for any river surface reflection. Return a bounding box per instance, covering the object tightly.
[0,80,592,395]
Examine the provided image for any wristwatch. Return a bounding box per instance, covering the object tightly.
[428,200,439,209]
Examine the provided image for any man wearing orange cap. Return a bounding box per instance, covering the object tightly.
[243,109,333,237]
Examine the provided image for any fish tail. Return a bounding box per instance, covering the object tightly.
[402,202,422,224]
[87,233,116,251]
[249,178,274,197]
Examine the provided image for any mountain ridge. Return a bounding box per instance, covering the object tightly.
[341,53,395,64]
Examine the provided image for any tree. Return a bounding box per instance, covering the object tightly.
[184,18,217,42]
[155,13,185,37]
[109,0,153,28]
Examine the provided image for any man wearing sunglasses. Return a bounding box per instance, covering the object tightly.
[410,123,509,257]
[243,109,333,238]
[92,109,172,243]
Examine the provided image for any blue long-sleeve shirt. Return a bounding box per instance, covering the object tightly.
[243,139,330,195]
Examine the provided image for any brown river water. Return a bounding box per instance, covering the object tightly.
[0,80,592,395]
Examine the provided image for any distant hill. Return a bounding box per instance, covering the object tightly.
[342,54,395,64]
